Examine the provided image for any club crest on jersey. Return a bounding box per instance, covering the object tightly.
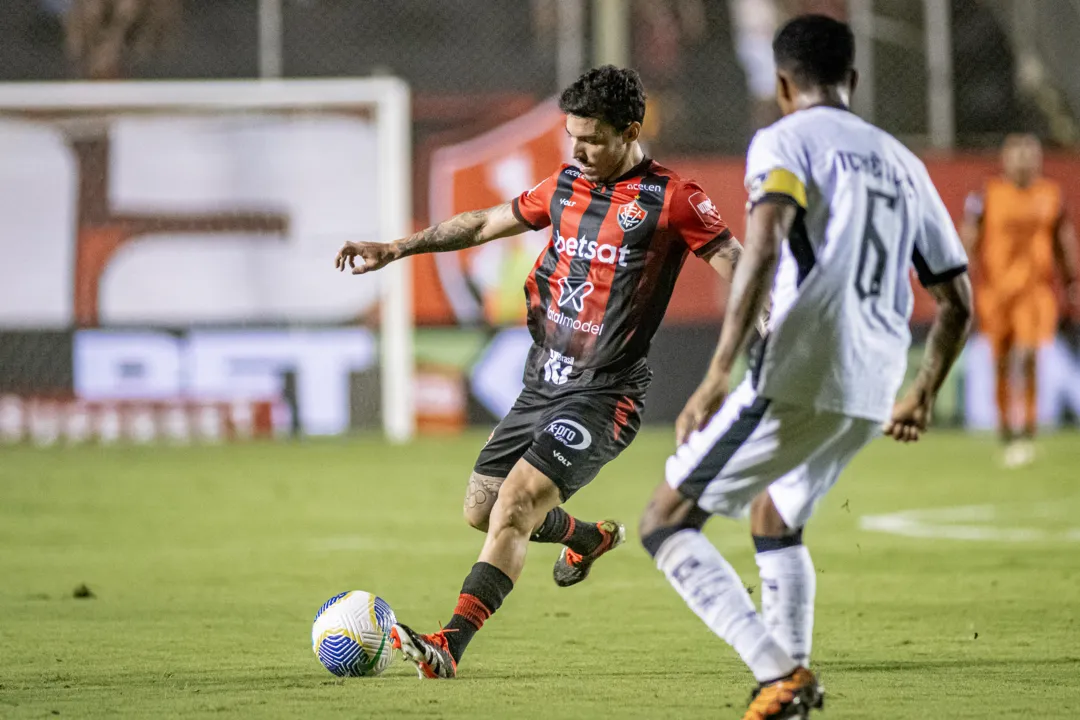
[617,199,647,232]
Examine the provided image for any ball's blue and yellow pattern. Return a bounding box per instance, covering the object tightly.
[311,591,396,677]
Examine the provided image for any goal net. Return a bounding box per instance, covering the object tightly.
[0,78,414,444]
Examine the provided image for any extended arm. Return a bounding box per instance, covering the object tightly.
[704,234,742,282]
[705,234,771,338]
[394,202,526,257]
[335,202,527,275]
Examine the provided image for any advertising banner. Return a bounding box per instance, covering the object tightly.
[0,111,383,328]
[3,100,1079,437]
[416,103,1080,432]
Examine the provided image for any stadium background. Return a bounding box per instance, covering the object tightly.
[2,3,1080,719]
[1,0,1079,444]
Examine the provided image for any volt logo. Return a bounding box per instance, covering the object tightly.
[556,277,594,311]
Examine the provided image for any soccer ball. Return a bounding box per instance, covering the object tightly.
[311,591,396,677]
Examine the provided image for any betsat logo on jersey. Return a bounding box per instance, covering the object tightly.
[688,191,724,229]
[553,231,630,267]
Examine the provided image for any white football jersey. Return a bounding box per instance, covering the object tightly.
[744,106,968,422]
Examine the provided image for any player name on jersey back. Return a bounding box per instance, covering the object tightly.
[835,150,918,194]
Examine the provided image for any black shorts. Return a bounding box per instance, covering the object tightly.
[473,378,647,501]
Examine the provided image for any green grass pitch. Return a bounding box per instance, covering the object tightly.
[2,431,1078,718]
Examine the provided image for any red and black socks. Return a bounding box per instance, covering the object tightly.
[530,506,605,556]
[442,562,514,662]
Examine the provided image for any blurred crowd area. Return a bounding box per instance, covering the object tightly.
[1,0,1076,155]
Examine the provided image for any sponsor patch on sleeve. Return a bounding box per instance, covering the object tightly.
[688,191,724,230]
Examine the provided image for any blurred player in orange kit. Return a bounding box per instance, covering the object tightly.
[962,133,1080,467]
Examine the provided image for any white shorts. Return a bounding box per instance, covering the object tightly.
[665,380,881,528]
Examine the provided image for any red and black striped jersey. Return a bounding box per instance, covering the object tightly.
[512,157,730,388]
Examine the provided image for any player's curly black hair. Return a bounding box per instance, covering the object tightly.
[558,65,646,131]
[773,14,855,87]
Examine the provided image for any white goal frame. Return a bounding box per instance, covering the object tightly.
[0,78,415,443]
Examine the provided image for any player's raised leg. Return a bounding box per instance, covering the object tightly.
[393,458,561,678]
[533,509,625,587]
[462,471,623,586]
[468,387,642,590]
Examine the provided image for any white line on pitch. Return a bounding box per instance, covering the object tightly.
[859,503,1080,543]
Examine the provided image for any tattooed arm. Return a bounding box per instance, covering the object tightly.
[703,234,743,281]
[703,234,771,337]
[335,202,526,275]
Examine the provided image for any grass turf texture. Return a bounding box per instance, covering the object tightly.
[2,431,1078,718]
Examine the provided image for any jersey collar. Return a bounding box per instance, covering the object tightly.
[598,156,652,188]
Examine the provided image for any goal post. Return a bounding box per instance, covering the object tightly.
[0,78,414,443]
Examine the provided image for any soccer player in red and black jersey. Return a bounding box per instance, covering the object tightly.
[336,66,745,678]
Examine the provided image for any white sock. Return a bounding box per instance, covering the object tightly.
[655,529,798,683]
[755,545,815,667]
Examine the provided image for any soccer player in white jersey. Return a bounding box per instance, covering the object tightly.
[637,15,973,720]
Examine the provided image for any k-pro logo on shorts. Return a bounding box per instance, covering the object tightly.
[545,418,592,450]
